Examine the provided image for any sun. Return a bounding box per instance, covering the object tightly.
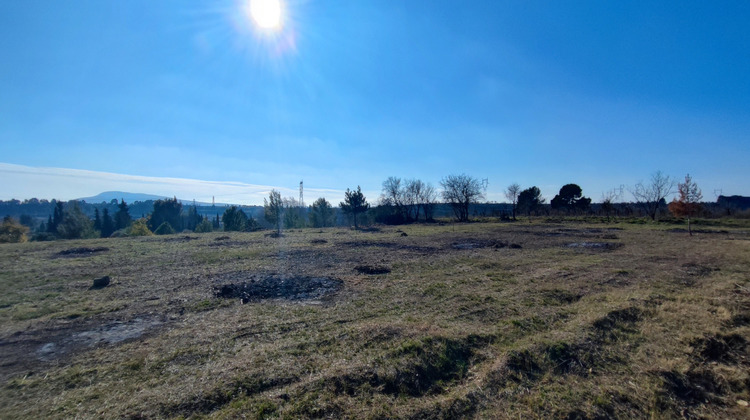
[249,0,282,29]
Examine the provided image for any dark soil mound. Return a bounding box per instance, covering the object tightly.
[452,240,520,250]
[215,276,343,302]
[354,265,391,275]
[90,276,111,290]
[566,242,622,251]
[57,247,109,257]
[163,236,199,242]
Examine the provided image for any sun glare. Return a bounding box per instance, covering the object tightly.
[249,0,282,29]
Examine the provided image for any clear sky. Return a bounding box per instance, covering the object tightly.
[1,0,748,205]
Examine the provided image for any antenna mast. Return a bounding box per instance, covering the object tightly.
[299,180,304,207]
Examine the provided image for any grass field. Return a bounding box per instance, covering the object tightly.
[1,221,749,419]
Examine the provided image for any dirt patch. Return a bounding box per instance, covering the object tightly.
[310,238,328,244]
[341,240,437,254]
[682,263,714,277]
[354,265,391,275]
[163,235,199,242]
[56,247,109,258]
[667,228,729,234]
[451,240,520,250]
[215,236,231,241]
[215,275,343,302]
[0,316,164,382]
[566,242,623,251]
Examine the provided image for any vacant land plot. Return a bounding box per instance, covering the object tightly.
[1,222,749,419]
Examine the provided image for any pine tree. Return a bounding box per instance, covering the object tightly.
[101,208,115,238]
[264,190,284,235]
[114,199,132,230]
[93,208,102,231]
[340,186,369,229]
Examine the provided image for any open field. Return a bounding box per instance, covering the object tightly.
[1,221,749,419]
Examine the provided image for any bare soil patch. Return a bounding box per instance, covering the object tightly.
[566,241,623,250]
[55,247,109,258]
[0,316,164,382]
[214,275,343,302]
[451,239,521,250]
[354,265,391,275]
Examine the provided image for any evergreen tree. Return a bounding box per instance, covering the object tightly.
[186,205,203,231]
[213,214,221,229]
[114,199,132,230]
[101,208,115,237]
[47,201,64,233]
[517,186,545,221]
[222,206,249,231]
[550,184,591,214]
[57,202,97,239]
[309,197,334,228]
[148,197,182,232]
[93,208,102,231]
[340,186,369,229]
[264,190,284,235]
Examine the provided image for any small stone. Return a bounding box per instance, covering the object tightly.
[738,399,748,407]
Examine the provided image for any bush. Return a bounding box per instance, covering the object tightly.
[0,217,29,243]
[128,219,153,236]
[31,232,57,242]
[194,219,213,233]
[154,221,176,235]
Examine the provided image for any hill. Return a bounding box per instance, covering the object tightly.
[77,191,216,206]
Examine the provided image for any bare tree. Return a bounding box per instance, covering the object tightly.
[504,183,521,221]
[418,182,437,221]
[631,171,675,220]
[668,174,703,236]
[600,188,622,222]
[381,177,436,222]
[440,174,484,222]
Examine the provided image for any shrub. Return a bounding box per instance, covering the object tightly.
[0,217,29,243]
[194,219,213,233]
[128,219,153,236]
[154,221,176,235]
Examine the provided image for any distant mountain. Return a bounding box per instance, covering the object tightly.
[78,191,190,204]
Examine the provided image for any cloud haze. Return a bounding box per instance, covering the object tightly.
[0,163,345,205]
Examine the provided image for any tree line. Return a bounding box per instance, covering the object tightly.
[0,170,743,243]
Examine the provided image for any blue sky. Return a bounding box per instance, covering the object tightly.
[1,0,748,205]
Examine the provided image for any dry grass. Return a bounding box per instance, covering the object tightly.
[1,221,749,419]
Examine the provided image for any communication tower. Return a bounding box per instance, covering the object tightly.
[299,180,304,207]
